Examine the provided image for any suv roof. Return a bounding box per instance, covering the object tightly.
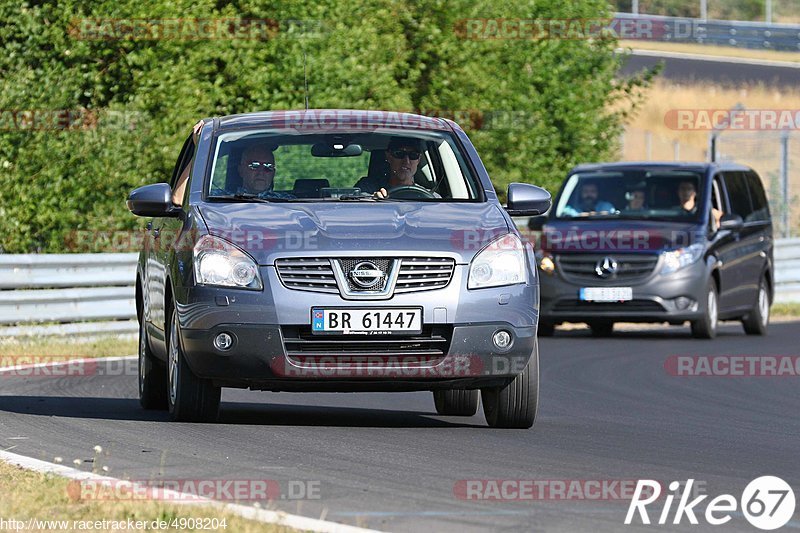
[213,109,454,132]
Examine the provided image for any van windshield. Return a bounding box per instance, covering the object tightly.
[553,170,706,221]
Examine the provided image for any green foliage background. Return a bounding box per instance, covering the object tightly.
[0,0,654,252]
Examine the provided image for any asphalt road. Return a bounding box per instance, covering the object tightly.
[1,321,799,532]
[619,50,800,86]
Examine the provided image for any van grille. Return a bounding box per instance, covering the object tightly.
[557,254,658,283]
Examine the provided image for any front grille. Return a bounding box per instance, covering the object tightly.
[395,257,456,293]
[281,325,453,359]
[275,258,338,294]
[557,254,658,283]
[275,256,456,296]
[337,258,392,292]
[553,299,666,314]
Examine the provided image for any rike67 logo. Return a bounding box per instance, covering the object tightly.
[626,477,796,530]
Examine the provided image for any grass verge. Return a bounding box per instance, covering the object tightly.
[0,335,138,358]
[0,461,292,532]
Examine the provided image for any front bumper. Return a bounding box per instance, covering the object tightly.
[539,257,709,324]
[179,322,537,392]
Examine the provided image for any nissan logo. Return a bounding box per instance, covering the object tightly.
[349,261,385,288]
[595,256,618,278]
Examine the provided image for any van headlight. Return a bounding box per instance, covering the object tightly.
[193,234,263,289]
[660,243,704,275]
[468,233,527,289]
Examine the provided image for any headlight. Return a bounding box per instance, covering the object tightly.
[468,233,527,289]
[193,234,263,289]
[660,243,704,275]
[538,253,555,274]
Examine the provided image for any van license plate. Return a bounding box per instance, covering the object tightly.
[311,308,423,335]
[579,287,633,302]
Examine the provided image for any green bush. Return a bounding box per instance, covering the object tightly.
[0,0,654,252]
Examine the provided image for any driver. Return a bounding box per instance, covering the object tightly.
[355,137,435,198]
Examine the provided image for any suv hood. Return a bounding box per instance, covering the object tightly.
[540,219,704,254]
[198,202,510,265]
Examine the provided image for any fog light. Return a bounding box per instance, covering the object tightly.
[493,330,512,349]
[675,297,694,310]
[213,332,233,351]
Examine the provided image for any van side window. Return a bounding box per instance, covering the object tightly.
[745,171,770,222]
[723,172,754,222]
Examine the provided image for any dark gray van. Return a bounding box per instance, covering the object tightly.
[531,162,773,339]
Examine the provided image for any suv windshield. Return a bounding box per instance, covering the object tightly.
[206,129,480,202]
[553,169,706,221]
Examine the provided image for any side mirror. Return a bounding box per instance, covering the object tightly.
[505,183,551,216]
[127,183,181,218]
[719,213,743,231]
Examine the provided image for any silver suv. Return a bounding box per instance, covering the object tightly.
[127,110,551,428]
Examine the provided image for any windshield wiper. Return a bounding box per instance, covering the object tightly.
[208,194,295,203]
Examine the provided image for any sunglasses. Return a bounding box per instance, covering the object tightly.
[389,150,421,161]
[247,161,276,172]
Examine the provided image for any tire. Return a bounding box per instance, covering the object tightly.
[167,307,221,422]
[481,343,539,429]
[138,317,168,410]
[538,321,555,337]
[433,389,479,416]
[589,321,614,337]
[691,282,719,339]
[742,275,770,336]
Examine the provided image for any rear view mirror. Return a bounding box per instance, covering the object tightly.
[127,183,181,218]
[719,213,743,231]
[311,142,363,157]
[505,183,552,216]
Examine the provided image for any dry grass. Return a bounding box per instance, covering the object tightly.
[0,335,138,358]
[619,40,800,63]
[619,80,800,233]
[0,461,293,532]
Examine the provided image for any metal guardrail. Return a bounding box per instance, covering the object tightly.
[774,238,800,303]
[614,12,800,52]
[0,253,138,335]
[0,242,798,336]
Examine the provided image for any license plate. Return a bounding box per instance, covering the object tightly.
[579,287,633,302]
[311,308,423,335]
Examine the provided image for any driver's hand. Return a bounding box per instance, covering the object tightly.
[373,188,388,199]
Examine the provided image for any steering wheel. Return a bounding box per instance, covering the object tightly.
[386,185,436,199]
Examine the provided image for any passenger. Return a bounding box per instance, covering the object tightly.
[677,179,723,228]
[236,145,294,198]
[625,185,647,211]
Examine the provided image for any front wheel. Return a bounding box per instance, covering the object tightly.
[481,344,539,429]
[433,389,479,416]
[691,282,718,339]
[742,275,770,336]
[167,307,221,422]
